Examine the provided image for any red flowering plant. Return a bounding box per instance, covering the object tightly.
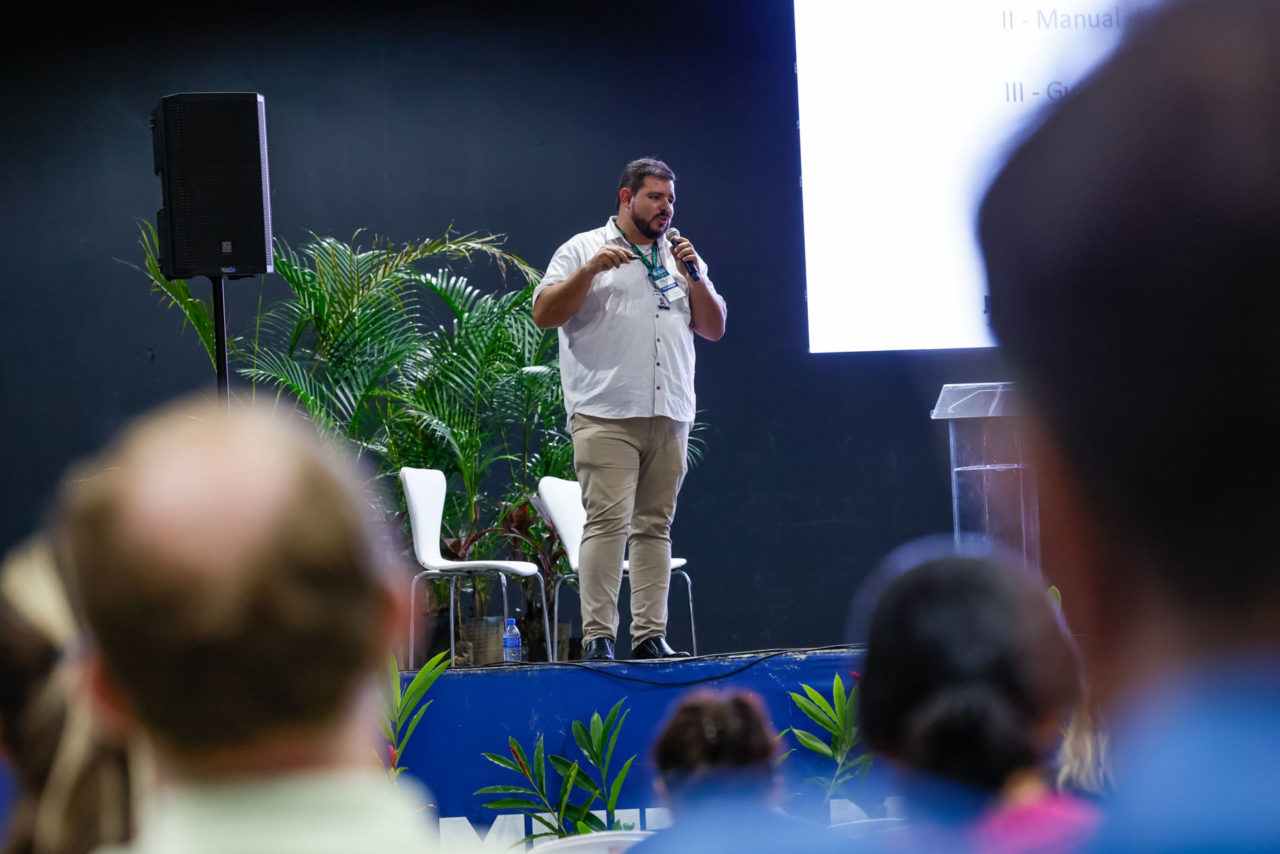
[476,699,637,844]
[477,734,587,842]
[382,650,450,780]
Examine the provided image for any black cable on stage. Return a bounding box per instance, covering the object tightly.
[465,644,864,689]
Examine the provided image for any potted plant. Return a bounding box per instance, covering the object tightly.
[131,224,572,663]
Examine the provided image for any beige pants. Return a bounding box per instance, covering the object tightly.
[570,413,689,645]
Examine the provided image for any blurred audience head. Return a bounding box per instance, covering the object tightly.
[52,396,402,776]
[858,552,1079,810]
[978,0,1280,703]
[0,538,133,854]
[652,689,779,809]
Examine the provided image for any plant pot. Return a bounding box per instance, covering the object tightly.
[459,616,504,666]
[417,606,452,665]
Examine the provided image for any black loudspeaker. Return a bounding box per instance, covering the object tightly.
[151,92,272,279]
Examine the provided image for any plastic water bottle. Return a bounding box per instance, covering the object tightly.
[502,618,522,663]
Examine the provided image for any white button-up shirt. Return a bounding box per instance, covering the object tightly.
[535,218,718,424]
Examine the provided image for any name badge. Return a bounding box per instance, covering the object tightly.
[648,265,686,302]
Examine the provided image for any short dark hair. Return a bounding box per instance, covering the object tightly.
[617,157,675,206]
[858,556,1079,795]
[978,0,1280,609]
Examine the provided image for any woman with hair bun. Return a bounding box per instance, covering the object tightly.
[858,553,1098,853]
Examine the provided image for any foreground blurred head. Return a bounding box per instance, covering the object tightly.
[859,555,1079,809]
[54,397,401,772]
[978,0,1280,706]
[1,539,134,854]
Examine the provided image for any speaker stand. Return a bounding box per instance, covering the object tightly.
[209,275,230,400]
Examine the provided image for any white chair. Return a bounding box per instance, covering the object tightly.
[532,830,651,851]
[400,468,554,667]
[533,476,696,658]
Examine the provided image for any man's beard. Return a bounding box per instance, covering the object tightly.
[632,206,668,240]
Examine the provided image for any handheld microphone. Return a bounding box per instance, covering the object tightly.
[665,227,701,281]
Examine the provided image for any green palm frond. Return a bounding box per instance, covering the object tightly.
[326,293,418,377]
[687,417,710,469]
[526,435,575,481]
[123,220,217,368]
[327,349,411,438]
[407,269,485,323]
[398,397,469,469]
[394,229,541,288]
[272,240,315,295]
[242,350,341,434]
[248,232,490,444]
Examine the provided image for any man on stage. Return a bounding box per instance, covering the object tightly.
[533,157,727,661]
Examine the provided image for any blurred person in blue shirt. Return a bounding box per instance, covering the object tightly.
[633,689,838,854]
[978,0,1280,848]
[856,550,1097,853]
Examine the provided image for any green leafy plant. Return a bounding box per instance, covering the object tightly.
[551,698,637,831]
[375,269,564,553]
[246,232,539,445]
[781,674,871,802]
[125,220,218,367]
[242,235,424,440]
[370,268,571,641]
[477,700,637,843]
[133,225,569,656]
[478,734,595,843]
[381,650,450,780]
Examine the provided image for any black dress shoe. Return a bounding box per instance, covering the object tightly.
[631,636,691,659]
[583,637,615,661]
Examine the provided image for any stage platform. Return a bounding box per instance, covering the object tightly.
[404,646,890,847]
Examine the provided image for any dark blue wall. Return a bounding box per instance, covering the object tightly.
[0,1,1003,652]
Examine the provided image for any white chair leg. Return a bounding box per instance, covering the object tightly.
[408,571,424,670]
[448,576,458,666]
[552,576,565,661]
[553,573,580,661]
[534,574,554,662]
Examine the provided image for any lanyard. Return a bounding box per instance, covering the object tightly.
[613,218,661,275]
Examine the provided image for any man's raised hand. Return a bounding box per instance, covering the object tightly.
[589,245,637,275]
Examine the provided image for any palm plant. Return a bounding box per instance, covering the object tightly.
[126,220,218,367]
[133,224,561,649]
[244,231,539,447]
[376,271,558,550]
[372,270,572,648]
